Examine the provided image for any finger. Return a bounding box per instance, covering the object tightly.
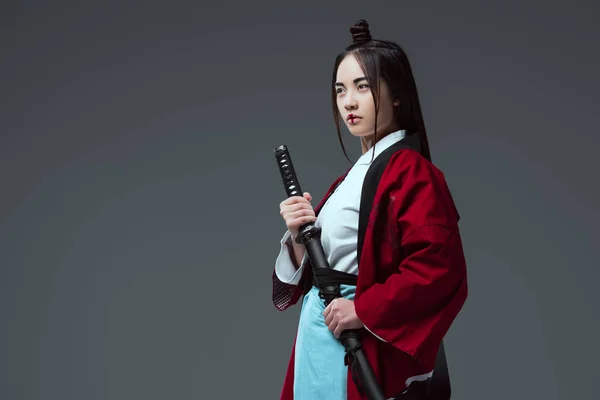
[289,209,314,219]
[281,202,312,214]
[324,310,334,326]
[331,298,339,308]
[280,196,308,207]
[285,216,317,228]
[280,206,313,220]
[287,203,311,214]
[280,197,298,207]
[334,323,343,338]
[325,300,339,323]
[328,320,338,334]
[292,195,311,203]
[291,200,311,210]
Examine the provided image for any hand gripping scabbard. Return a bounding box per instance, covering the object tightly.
[273,145,386,400]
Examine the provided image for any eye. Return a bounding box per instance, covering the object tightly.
[335,88,344,94]
[358,83,369,90]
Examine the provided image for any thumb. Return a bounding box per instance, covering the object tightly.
[303,192,312,201]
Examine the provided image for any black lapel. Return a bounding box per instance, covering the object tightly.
[357,132,421,263]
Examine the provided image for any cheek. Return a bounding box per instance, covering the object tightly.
[360,98,375,118]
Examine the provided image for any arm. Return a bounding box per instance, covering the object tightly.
[353,151,468,360]
[289,232,308,273]
[272,230,311,311]
[272,171,350,311]
[274,230,308,285]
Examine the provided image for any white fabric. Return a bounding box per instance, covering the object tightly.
[274,129,407,343]
[274,129,406,284]
[274,129,436,396]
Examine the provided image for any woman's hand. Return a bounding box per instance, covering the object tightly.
[323,298,364,338]
[279,192,316,239]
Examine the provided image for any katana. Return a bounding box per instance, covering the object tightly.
[273,144,386,400]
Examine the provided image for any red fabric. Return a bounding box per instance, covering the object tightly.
[273,149,468,400]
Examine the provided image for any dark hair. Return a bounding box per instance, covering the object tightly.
[331,19,431,162]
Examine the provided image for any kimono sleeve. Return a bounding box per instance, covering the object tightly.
[272,230,311,311]
[353,150,468,362]
[274,230,308,285]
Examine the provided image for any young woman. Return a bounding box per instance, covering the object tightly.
[272,19,468,400]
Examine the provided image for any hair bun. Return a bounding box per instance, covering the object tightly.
[350,19,372,44]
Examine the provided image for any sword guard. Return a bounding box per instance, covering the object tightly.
[295,225,320,244]
[318,285,342,306]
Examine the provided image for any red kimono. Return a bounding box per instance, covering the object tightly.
[272,147,468,399]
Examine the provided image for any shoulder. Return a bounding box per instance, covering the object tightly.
[382,147,447,187]
[379,147,460,223]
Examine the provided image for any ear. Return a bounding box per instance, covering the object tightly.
[393,98,401,107]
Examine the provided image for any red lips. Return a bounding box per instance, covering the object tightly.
[347,114,361,121]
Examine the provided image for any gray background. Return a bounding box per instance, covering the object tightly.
[2,0,599,399]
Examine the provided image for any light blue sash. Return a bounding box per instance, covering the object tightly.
[293,284,356,399]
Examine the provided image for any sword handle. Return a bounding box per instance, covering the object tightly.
[273,145,303,197]
[273,145,318,245]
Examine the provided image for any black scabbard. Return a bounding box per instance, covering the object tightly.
[273,145,386,400]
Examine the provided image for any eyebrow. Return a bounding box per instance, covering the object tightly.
[334,76,368,87]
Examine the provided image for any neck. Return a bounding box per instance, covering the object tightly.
[360,129,395,154]
[360,135,375,154]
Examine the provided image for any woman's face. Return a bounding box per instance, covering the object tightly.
[335,54,400,140]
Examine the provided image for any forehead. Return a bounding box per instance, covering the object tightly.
[336,55,365,81]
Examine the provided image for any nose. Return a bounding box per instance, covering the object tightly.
[344,92,357,110]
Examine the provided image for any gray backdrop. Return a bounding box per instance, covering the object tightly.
[3,0,599,399]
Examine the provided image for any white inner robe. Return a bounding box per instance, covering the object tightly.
[273,130,408,399]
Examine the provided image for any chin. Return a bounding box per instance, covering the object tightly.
[347,129,372,138]
[346,125,366,136]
